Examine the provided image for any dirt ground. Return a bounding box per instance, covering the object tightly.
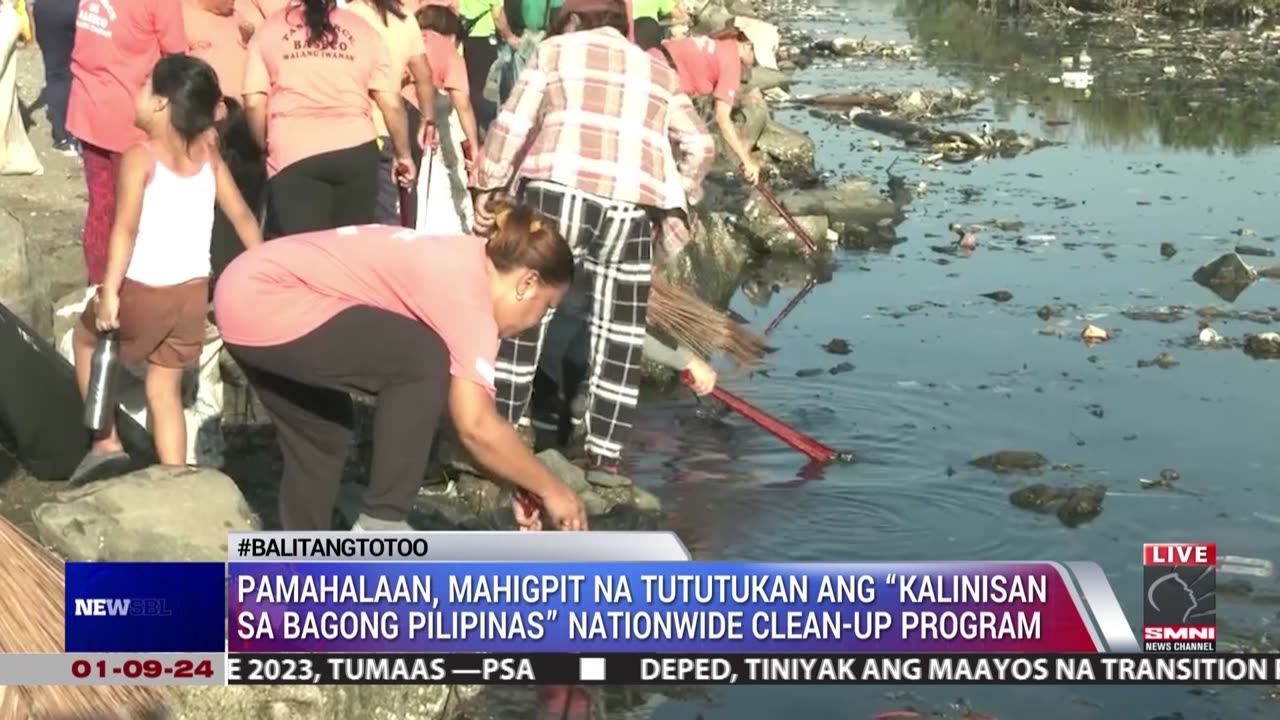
[1,45,89,307]
[0,46,89,535]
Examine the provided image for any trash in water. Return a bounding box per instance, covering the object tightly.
[1199,326,1223,345]
[1061,71,1093,89]
[1081,324,1111,342]
[1218,555,1275,579]
[1024,233,1057,242]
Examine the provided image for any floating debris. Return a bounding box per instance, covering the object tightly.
[1081,324,1111,343]
[970,450,1047,474]
[1137,352,1179,369]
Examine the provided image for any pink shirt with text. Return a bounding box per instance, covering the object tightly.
[243,6,398,176]
[68,0,189,152]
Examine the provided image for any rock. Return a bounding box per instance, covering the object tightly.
[537,449,590,493]
[1136,352,1179,369]
[1235,244,1275,258]
[1056,485,1105,527]
[1160,242,1177,258]
[1192,253,1257,302]
[1243,332,1280,359]
[692,2,734,32]
[822,338,851,355]
[169,683,478,720]
[755,120,817,181]
[739,192,830,255]
[0,209,53,340]
[970,450,1047,474]
[586,467,632,488]
[828,361,854,375]
[1009,484,1067,511]
[743,66,790,93]
[33,466,259,561]
[662,209,754,309]
[773,180,900,235]
[980,290,1013,302]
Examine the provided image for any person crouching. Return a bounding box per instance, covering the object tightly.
[213,204,588,532]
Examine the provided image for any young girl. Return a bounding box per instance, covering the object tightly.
[413,0,480,234]
[70,54,263,483]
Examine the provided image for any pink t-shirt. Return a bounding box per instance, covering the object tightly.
[243,6,398,176]
[185,5,250,98]
[68,0,189,153]
[425,31,467,92]
[661,36,741,105]
[240,0,289,26]
[213,225,501,393]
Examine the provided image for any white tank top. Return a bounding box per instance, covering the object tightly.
[124,151,217,287]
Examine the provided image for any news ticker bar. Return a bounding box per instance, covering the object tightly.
[226,531,693,561]
[7,654,1280,686]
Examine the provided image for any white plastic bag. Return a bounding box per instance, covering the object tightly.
[0,2,42,176]
[55,289,225,467]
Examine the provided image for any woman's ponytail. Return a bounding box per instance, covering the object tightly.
[302,0,338,47]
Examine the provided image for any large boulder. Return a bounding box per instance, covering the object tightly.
[32,465,259,561]
[739,191,832,255]
[774,179,903,248]
[1193,252,1257,302]
[663,209,754,307]
[755,120,817,182]
[0,209,52,339]
[53,288,227,467]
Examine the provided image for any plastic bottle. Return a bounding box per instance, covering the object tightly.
[83,331,119,431]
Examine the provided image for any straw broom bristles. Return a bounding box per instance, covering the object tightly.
[648,274,768,367]
[0,517,168,720]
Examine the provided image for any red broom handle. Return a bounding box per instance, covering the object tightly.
[755,181,818,254]
[763,277,816,336]
[398,186,413,228]
[683,371,838,464]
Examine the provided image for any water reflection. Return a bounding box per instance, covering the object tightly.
[896,0,1280,151]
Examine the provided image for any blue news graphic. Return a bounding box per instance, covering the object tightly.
[65,562,225,652]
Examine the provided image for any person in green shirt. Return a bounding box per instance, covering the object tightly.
[458,0,519,130]
[519,0,563,32]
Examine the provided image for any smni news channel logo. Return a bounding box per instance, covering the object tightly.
[1142,542,1216,653]
[73,597,174,617]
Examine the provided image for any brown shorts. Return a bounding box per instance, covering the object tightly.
[81,278,209,369]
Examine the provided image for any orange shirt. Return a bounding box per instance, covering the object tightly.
[661,37,741,105]
[243,5,398,176]
[213,225,501,394]
[68,0,189,152]
[184,5,250,98]
[403,29,466,108]
[345,1,425,137]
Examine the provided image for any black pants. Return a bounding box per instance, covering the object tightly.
[32,0,77,144]
[266,141,379,237]
[226,306,451,531]
[211,164,265,294]
[462,36,498,132]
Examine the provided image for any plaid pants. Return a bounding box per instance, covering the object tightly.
[495,181,654,461]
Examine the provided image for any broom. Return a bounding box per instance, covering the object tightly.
[647,274,767,367]
[0,517,168,719]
